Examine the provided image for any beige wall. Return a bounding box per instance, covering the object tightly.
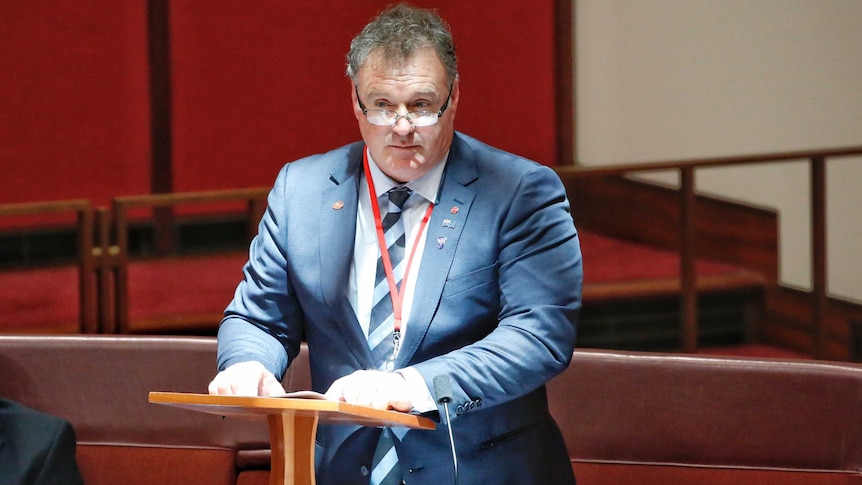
[576,0,862,302]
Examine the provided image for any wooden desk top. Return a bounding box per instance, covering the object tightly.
[149,391,436,430]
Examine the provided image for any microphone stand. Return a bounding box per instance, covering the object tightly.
[434,375,458,484]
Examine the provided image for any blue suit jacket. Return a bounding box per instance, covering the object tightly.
[220,132,582,484]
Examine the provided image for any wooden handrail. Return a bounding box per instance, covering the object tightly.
[0,199,91,216]
[107,187,270,334]
[557,145,862,357]
[557,145,862,177]
[0,199,97,334]
[113,187,271,209]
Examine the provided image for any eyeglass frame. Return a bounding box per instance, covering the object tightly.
[354,82,454,127]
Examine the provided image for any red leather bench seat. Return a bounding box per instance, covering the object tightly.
[2,336,859,485]
[550,349,862,484]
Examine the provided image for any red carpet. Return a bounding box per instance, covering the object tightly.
[578,231,746,283]
[0,253,247,333]
[127,252,246,323]
[0,266,80,333]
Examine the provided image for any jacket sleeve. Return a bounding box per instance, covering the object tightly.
[216,163,303,379]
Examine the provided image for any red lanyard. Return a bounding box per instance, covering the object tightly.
[362,149,434,335]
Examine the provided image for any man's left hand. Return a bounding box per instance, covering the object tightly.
[324,369,413,411]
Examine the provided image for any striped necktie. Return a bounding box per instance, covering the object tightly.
[368,186,412,368]
[369,186,411,485]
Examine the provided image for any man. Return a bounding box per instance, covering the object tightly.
[0,399,84,485]
[209,4,582,484]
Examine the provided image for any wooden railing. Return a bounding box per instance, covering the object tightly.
[0,199,97,333]
[556,145,862,358]
[3,147,860,354]
[105,188,270,333]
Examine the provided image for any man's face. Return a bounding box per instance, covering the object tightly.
[352,47,459,183]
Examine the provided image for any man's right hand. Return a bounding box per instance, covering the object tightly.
[207,361,286,396]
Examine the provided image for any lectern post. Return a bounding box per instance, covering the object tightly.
[148,392,435,485]
[268,413,317,485]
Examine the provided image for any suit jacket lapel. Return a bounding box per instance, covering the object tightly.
[398,134,478,366]
[319,143,372,361]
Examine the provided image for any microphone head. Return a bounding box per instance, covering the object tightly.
[433,374,453,404]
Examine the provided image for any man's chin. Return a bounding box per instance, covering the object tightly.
[382,160,425,183]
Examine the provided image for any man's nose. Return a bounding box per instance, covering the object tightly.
[392,114,415,135]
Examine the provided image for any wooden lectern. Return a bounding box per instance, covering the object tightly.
[149,392,435,485]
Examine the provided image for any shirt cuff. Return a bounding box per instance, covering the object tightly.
[396,366,436,413]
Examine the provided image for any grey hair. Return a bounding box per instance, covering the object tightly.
[346,3,458,84]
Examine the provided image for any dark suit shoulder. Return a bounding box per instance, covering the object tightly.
[0,399,84,485]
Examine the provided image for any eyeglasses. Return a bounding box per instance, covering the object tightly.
[355,83,453,127]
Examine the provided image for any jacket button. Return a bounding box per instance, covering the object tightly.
[360,465,369,476]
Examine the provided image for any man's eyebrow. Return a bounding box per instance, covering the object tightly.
[366,89,439,101]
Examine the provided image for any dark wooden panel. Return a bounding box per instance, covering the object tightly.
[561,174,779,280]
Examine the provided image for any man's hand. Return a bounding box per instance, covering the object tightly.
[324,370,413,411]
[207,361,286,396]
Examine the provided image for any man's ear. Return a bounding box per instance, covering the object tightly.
[351,82,364,121]
[448,76,461,115]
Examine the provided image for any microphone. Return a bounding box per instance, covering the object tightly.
[433,374,453,404]
[433,375,458,484]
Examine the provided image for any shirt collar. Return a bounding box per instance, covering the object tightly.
[366,150,448,204]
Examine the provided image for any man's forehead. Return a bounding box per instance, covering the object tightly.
[360,47,444,77]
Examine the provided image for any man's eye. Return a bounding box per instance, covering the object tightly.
[373,101,389,109]
[413,101,431,109]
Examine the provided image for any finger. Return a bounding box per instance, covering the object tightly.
[354,383,378,407]
[324,377,346,401]
[208,362,272,396]
[260,375,287,396]
[388,399,413,412]
[341,377,369,405]
[370,392,391,410]
[229,380,259,396]
[207,379,224,395]
[373,373,411,410]
[345,371,381,405]
[208,374,246,395]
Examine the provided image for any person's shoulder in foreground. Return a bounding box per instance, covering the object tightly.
[0,398,84,485]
